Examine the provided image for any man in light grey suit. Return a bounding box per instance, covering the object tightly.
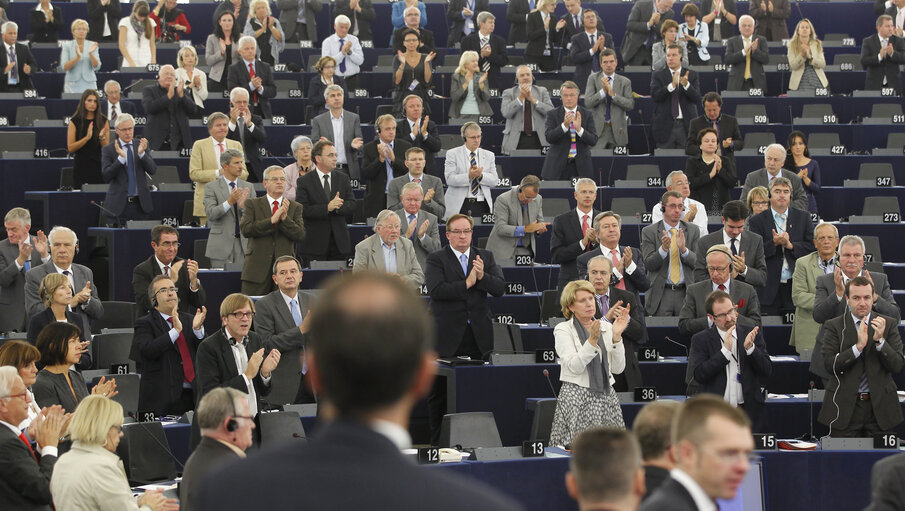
[641,191,701,316]
[277,0,322,43]
[444,122,500,220]
[499,65,554,155]
[679,244,761,337]
[204,149,255,268]
[353,209,424,285]
[394,182,441,272]
[253,255,315,405]
[740,144,808,211]
[0,208,48,332]
[387,147,445,220]
[310,84,363,179]
[24,227,103,332]
[486,175,548,265]
[584,48,634,149]
[694,200,767,288]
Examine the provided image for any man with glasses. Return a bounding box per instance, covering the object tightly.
[100,113,157,227]
[134,275,206,417]
[196,293,281,419]
[641,191,701,316]
[694,200,766,288]
[444,122,499,220]
[650,171,708,237]
[680,245,760,338]
[640,394,755,511]
[424,213,505,444]
[133,224,206,315]
[486,175,548,265]
[239,166,305,296]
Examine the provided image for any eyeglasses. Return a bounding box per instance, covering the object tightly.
[707,265,730,273]
[752,200,769,207]
[711,306,738,320]
[155,286,178,295]
[110,424,123,433]
[229,311,255,320]
[1,391,28,401]
[158,241,180,248]
[448,229,473,236]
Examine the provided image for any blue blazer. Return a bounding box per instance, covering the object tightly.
[746,207,815,305]
[101,141,157,216]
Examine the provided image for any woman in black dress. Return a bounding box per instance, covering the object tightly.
[393,29,435,117]
[307,56,346,120]
[686,128,736,215]
[67,89,109,189]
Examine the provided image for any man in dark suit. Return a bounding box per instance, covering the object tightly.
[227,36,277,118]
[195,293,280,417]
[694,201,766,288]
[197,273,522,511]
[651,44,701,149]
[885,0,905,35]
[633,400,680,501]
[555,0,586,48]
[101,114,156,225]
[621,0,676,66]
[295,140,357,265]
[387,147,445,219]
[460,12,508,90]
[577,211,651,295]
[252,256,314,405]
[424,214,506,443]
[0,22,36,92]
[394,181,441,272]
[0,208,48,333]
[361,114,411,220]
[446,0,490,47]
[818,277,904,437]
[505,0,531,44]
[566,429,646,511]
[87,0,121,42]
[391,7,435,53]
[866,451,905,511]
[0,368,64,511]
[724,15,769,92]
[680,245,761,338]
[101,80,137,129]
[540,81,598,180]
[226,87,268,182]
[587,255,648,392]
[689,290,771,428]
[239,166,306,296]
[551,178,599,290]
[396,95,441,177]
[685,92,743,171]
[133,275,205,416]
[141,65,194,151]
[569,10,615,94]
[640,395,754,511]
[132,224,206,315]
[746,177,815,315]
[179,388,253,511]
[862,15,905,94]
[748,0,790,41]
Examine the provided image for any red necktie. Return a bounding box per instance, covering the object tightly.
[718,284,726,291]
[610,249,625,290]
[272,200,279,215]
[163,265,170,277]
[167,317,195,383]
[581,215,590,251]
[249,62,258,103]
[19,432,38,463]
[218,142,224,156]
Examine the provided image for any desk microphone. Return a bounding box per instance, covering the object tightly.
[126,412,186,470]
[663,336,689,356]
[542,369,559,398]
[90,200,124,228]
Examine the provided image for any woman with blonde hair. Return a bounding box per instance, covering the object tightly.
[118,0,156,68]
[176,45,209,111]
[61,19,101,93]
[450,50,491,120]
[307,55,346,118]
[244,0,285,65]
[50,396,178,510]
[27,273,91,348]
[745,185,770,229]
[787,18,828,91]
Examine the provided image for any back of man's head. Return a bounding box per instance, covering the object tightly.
[634,400,680,464]
[568,427,644,507]
[307,273,435,420]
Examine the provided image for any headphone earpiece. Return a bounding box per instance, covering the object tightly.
[226,395,239,432]
[151,296,158,308]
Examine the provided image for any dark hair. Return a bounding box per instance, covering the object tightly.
[702,91,722,106]
[705,290,732,315]
[214,11,240,42]
[0,340,41,370]
[401,28,421,44]
[696,127,718,145]
[681,3,700,17]
[307,273,433,419]
[151,224,178,245]
[783,130,810,171]
[721,200,748,222]
[312,139,335,164]
[36,322,83,366]
[132,0,154,40]
[845,275,874,297]
[147,274,173,307]
[570,428,642,502]
[71,89,108,144]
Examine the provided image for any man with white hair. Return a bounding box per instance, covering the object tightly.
[500,65,555,155]
[142,64,195,150]
[101,80,137,128]
[321,15,364,90]
[101,113,157,225]
[0,208,48,332]
[0,22,36,92]
[227,36,277,119]
[25,226,104,332]
[725,15,769,92]
[740,143,809,211]
[551,178,601,290]
[353,209,424,285]
[226,87,268,182]
[650,171,708,236]
[393,181,441,272]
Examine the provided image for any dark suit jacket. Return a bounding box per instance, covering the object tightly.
[621,0,675,63]
[334,0,375,40]
[100,141,156,216]
[557,10,585,48]
[813,270,899,325]
[396,117,442,177]
[180,436,241,511]
[725,35,770,91]
[525,11,556,59]
[678,278,761,338]
[132,255,207,315]
[746,207,815,304]
[29,6,63,43]
[818,313,904,430]
[642,465,671,502]
[296,169,357,259]
[0,426,55,510]
[541,106,598,180]
[569,30,615,92]
[866,452,905,511]
[26,307,89,347]
[505,0,530,44]
[460,32,509,90]
[594,286,648,390]
[0,236,44,332]
[861,34,905,94]
[133,310,202,416]
[685,114,743,160]
[748,0,790,40]
[650,67,701,145]
[685,155,736,211]
[87,0,121,40]
[361,138,411,220]
[100,99,137,117]
[141,84,195,151]
[253,288,312,405]
[195,328,271,406]
[425,246,506,357]
[576,245,651,295]
[689,322,772,425]
[694,229,768,288]
[196,420,523,511]
[0,42,36,91]
[226,59,277,118]
[239,196,306,284]
[640,477,698,511]
[550,208,600,289]
[306,75,345,120]
[392,27,436,54]
[446,0,490,47]
[226,115,267,181]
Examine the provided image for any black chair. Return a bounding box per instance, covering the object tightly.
[858,163,895,185]
[193,239,211,269]
[258,411,307,447]
[529,399,557,443]
[91,301,137,333]
[540,289,562,324]
[91,332,135,371]
[119,421,179,485]
[15,106,48,126]
[91,373,139,417]
[439,412,503,448]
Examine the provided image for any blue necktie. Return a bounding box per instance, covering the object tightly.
[459,253,468,276]
[384,144,394,193]
[290,298,302,327]
[125,143,137,196]
[409,214,417,240]
[338,39,347,73]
